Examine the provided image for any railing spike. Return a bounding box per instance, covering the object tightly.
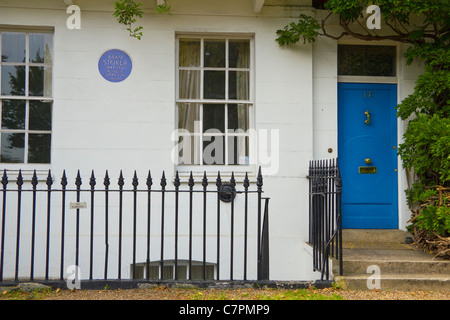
[146,170,153,188]
[216,171,222,188]
[202,171,208,188]
[118,170,124,188]
[75,170,82,187]
[16,170,23,188]
[243,172,250,189]
[104,170,110,187]
[188,171,194,188]
[257,166,263,188]
[90,170,96,188]
[31,170,38,187]
[1,169,8,187]
[132,170,139,188]
[230,172,236,188]
[46,169,53,187]
[174,171,180,189]
[61,170,68,189]
[160,171,167,188]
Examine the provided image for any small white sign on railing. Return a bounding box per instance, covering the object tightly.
[70,202,87,210]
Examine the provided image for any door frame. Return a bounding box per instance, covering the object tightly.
[336,39,406,230]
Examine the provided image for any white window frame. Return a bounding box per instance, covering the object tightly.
[0,27,53,168]
[175,34,255,176]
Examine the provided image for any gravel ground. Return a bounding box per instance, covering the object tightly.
[35,287,450,300]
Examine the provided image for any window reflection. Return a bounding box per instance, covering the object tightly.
[338,45,396,77]
[1,32,26,63]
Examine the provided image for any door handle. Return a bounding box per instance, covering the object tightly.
[365,110,370,125]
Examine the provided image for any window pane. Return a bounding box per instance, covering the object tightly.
[179,70,200,99]
[179,39,200,67]
[204,40,225,68]
[229,71,249,100]
[28,133,51,163]
[177,266,187,280]
[178,135,200,165]
[148,266,159,280]
[191,265,214,280]
[1,99,25,130]
[1,32,26,63]
[162,266,173,280]
[203,136,224,165]
[229,40,250,68]
[178,103,200,133]
[29,100,52,131]
[1,132,24,163]
[228,104,249,131]
[203,104,225,133]
[204,71,225,99]
[338,45,396,77]
[29,33,53,64]
[228,136,249,165]
[1,65,25,96]
[29,66,52,97]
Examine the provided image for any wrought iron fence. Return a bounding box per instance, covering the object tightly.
[308,159,342,280]
[0,168,269,284]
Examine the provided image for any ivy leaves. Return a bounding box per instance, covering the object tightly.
[113,0,144,40]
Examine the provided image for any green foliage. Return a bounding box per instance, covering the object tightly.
[415,205,450,237]
[406,182,449,238]
[398,114,450,184]
[156,1,172,15]
[113,0,144,40]
[275,14,320,46]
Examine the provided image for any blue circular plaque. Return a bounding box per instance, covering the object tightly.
[98,49,132,82]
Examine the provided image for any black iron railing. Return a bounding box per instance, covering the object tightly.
[308,159,342,280]
[0,168,269,283]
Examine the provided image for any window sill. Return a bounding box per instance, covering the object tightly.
[0,164,52,182]
[174,165,258,180]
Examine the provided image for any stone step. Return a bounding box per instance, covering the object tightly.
[342,229,413,243]
[333,248,450,275]
[332,229,450,291]
[334,273,450,292]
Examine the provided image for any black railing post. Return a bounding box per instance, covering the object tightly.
[160,171,167,280]
[260,197,270,280]
[202,171,208,280]
[188,172,194,280]
[89,170,96,280]
[0,170,7,282]
[132,171,139,280]
[103,171,110,280]
[30,170,38,281]
[45,170,53,281]
[117,171,124,279]
[230,172,235,281]
[336,161,343,276]
[174,171,180,280]
[75,171,82,269]
[243,172,249,281]
[146,171,152,280]
[60,171,68,280]
[14,170,23,282]
[256,167,263,280]
[215,172,222,280]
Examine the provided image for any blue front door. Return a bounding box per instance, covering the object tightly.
[338,83,398,229]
